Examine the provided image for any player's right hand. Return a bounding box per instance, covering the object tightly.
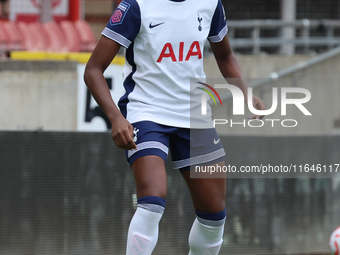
[111,116,137,150]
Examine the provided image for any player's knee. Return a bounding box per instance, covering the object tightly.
[212,199,226,213]
[137,187,167,200]
[196,199,226,214]
[135,179,167,199]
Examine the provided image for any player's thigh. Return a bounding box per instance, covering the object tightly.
[181,161,226,213]
[131,155,167,199]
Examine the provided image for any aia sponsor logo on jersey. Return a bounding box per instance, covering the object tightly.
[110,1,130,26]
[157,41,202,62]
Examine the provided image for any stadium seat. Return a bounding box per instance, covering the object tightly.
[0,20,97,53]
[17,22,38,51]
[60,20,81,52]
[0,21,24,52]
[28,22,49,51]
[74,20,97,52]
[43,22,68,52]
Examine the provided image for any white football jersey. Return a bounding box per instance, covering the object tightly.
[102,0,227,128]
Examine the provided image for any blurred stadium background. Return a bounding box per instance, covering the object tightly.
[0,0,340,254]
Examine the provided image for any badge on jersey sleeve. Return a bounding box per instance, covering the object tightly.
[110,1,131,26]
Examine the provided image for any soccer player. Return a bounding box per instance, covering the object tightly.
[84,0,265,254]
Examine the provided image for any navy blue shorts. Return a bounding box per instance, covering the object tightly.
[126,121,225,172]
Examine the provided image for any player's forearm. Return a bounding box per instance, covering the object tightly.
[84,67,122,123]
[216,53,249,103]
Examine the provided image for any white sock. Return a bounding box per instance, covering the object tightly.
[188,218,225,255]
[126,207,163,255]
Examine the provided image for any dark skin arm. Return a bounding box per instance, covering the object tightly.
[210,35,266,119]
[84,36,137,150]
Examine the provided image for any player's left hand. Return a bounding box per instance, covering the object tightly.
[249,95,266,119]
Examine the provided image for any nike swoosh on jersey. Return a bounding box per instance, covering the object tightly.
[149,22,165,29]
[214,138,220,144]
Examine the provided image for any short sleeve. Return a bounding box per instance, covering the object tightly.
[101,0,141,48]
[208,0,228,43]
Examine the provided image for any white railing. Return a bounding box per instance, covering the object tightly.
[226,19,340,54]
[215,45,340,103]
